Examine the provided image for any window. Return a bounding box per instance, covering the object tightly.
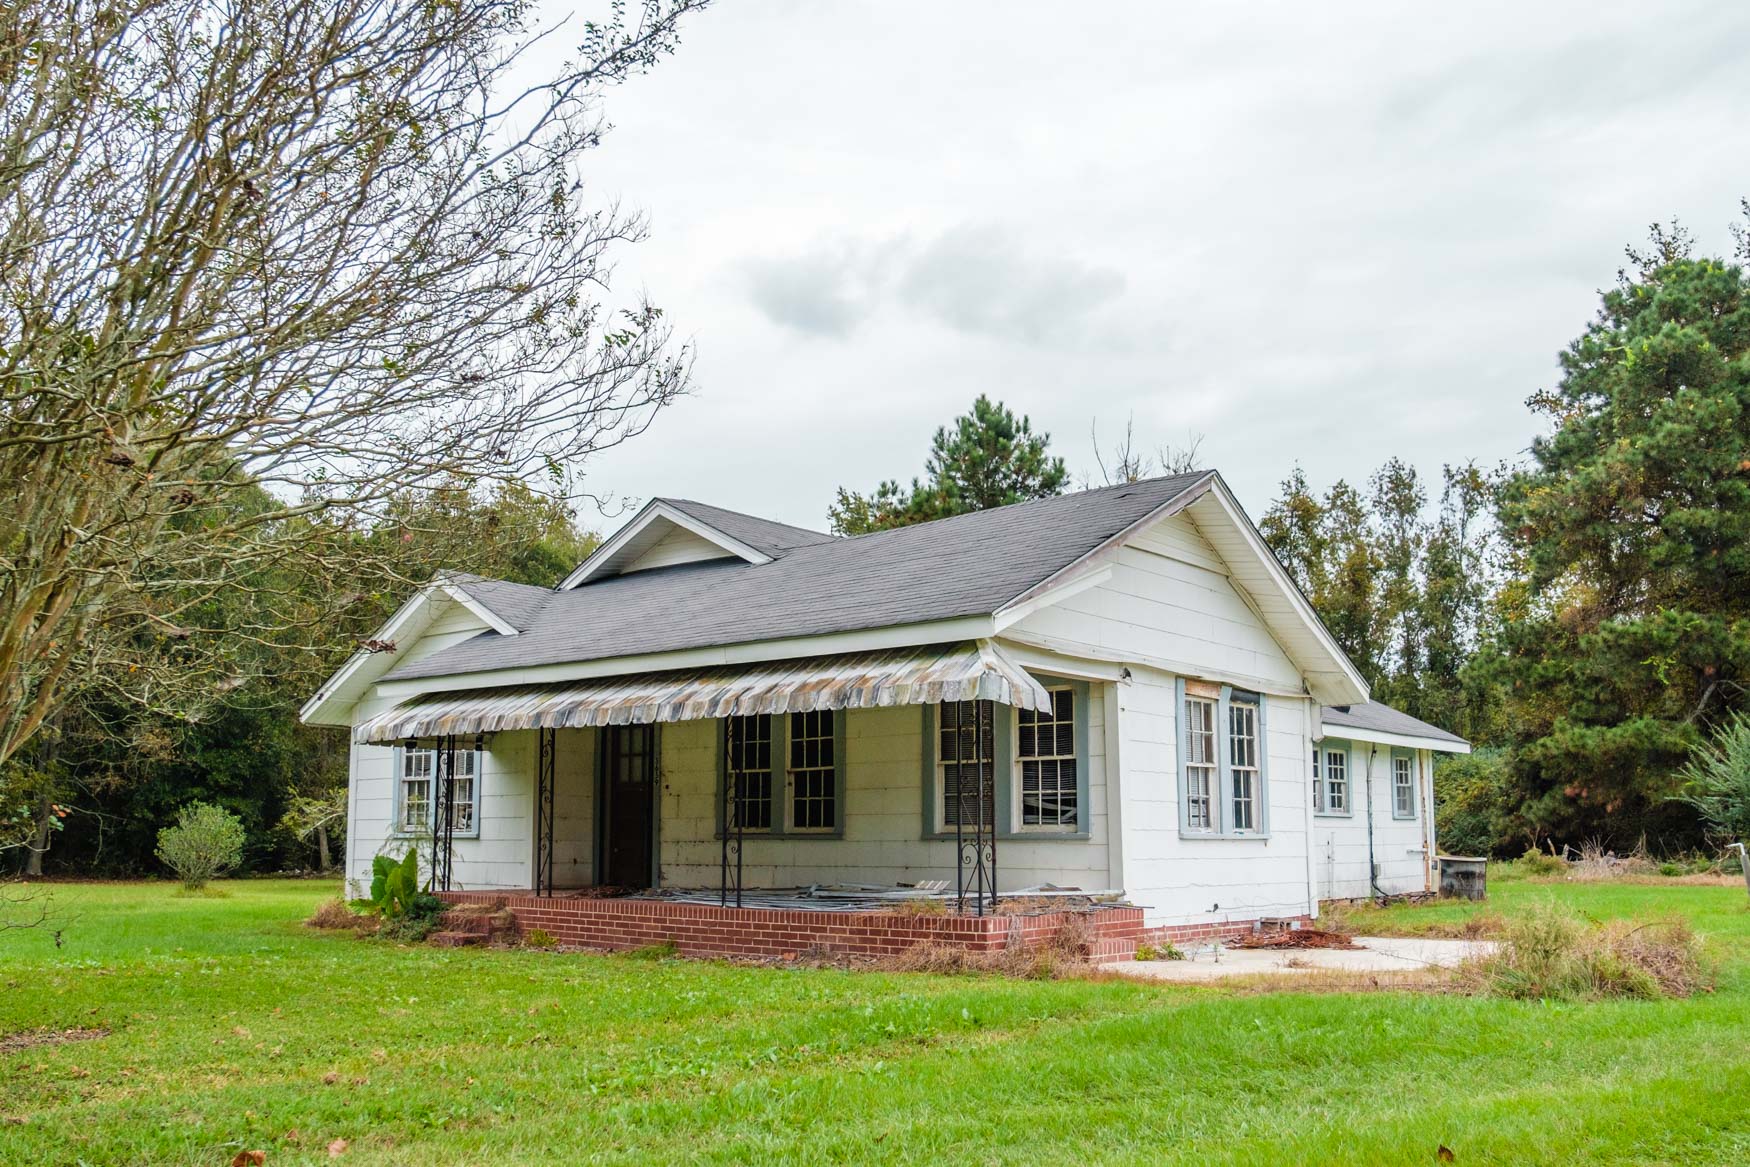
[789,710,837,830]
[1229,699,1259,832]
[1018,688,1078,828]
[1323,748,1348,814]
[399,747,433,833]
[725,715,773,831]
[1178,681,1270,836]
[1183,696,1217,831]
[398,744,478,835]
[1311,747,1323,814]
[938,699,995,829]
[1393,753,1415,818]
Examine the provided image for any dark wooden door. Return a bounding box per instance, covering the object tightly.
[601,724,656,888]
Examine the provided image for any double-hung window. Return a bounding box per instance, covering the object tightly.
[1392,752,1415,818]
[1178,681,1268,836]
[789,710,837,831]
[398,744,479,835]
[1228,698,1260,832]
[1322,747,1348,813]
[725,715,774,831]
[1183,696,1218,831]
[938,699,996,829]
[1017,688,1078,828]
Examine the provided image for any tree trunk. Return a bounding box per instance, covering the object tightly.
[24,797,51,877]
[316,824,331,872]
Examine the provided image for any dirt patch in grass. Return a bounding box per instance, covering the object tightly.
[0,1026,109,1055]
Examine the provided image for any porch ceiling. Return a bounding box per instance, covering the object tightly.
[354,640,1051,743]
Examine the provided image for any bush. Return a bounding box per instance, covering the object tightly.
[1673,711,1750,844]
[524,928,557,948]
[1514,848,1568,878]
[1435,747,1514,857]
[1464,903,1709,1001]
[154,802,246,890]
[378,892,445,944]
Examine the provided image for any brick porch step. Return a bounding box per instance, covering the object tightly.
[428,930,483,948]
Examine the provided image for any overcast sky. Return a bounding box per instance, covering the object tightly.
[551,0,1750,532]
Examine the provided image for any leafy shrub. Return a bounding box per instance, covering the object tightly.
[524,928,557,948]
[378,893,445,944]
[1134,942,1185,962]
[1673,711,1750,844]
[1463,903,1709,1000]
[154,802,246,890]
[367,850,420,917]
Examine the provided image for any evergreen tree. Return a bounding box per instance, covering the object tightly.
[829,396,1068,534]
[1478,221,1750,845]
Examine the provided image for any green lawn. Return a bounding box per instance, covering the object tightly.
[2,880,1748,1165]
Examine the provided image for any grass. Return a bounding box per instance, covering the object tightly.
[0,880,1747,1165]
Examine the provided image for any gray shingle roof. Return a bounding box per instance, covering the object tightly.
[388,472,1210,682]
[442,573,554,632]
[658,497,836,556]
[1321,700,1469,747]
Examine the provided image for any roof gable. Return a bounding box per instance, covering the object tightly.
[560,500,780,587]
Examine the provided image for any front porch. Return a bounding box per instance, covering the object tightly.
[435,887,1148,960]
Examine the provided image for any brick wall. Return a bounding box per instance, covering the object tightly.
[438,891,1146,961]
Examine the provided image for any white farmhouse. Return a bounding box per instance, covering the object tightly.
[303,472,1469,955]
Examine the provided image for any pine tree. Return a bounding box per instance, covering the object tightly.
[829,396,1068,534]
[1480,220,1750,844]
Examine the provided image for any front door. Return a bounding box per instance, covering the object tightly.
[600,724,657,888]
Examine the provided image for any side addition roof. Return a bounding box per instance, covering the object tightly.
[1321,700,1471,753]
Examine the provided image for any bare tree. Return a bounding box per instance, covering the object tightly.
[0,0,710,771]
[1090,415,1204,486]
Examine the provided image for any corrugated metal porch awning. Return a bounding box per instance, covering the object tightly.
[354,640,1052,744]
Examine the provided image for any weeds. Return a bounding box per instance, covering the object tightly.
[1461,903,1711,1001]
[304,897,360,930]
[622,941,679,960]
[523,928,558,948]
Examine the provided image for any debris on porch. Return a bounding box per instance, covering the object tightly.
[628,882,1129,914]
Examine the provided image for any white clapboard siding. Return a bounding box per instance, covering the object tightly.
[622,525,737,573]
[1312,742,1433,900]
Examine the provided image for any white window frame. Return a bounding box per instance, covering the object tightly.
[395,742,482,838]
[786,709,839,833]
[1182,694,1218,833]
[935,699,996,834]
[1016,686,1079,832]
[724,714,777,834]
[1315,743,1351,817]
[1392,750,1416,819]
[1176,679,1270,838]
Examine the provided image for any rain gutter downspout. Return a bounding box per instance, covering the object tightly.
[1365,744,1384,901]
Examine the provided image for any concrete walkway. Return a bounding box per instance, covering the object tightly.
[1107,935,1496,983]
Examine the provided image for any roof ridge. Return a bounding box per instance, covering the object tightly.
[828,470,1210,544]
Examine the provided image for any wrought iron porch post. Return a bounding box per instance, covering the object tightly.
[535,727,556,896]
[721,720,743,909]
[953,703,965,913]
[981,711,997,914]
[431,734,456,892]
